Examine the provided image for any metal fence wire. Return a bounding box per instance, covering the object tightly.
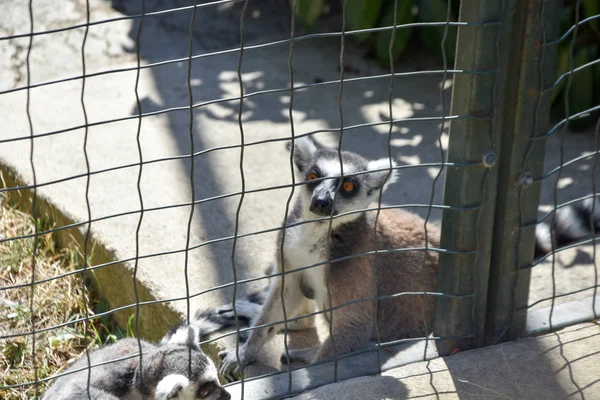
[0,0,599,399]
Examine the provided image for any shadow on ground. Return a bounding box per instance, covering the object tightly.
[112,0,450,309]
[286,322,600,400]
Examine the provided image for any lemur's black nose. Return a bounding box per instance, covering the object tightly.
[310,197,332,215]
[217,388,232,400]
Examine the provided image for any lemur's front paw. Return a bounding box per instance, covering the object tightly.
[218,346,255,382]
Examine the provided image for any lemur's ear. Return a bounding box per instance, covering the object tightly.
[366,158,398,192]
[161,323,201,350]
[289,136,317,173]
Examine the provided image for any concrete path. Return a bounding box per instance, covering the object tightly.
[285,321,600,400]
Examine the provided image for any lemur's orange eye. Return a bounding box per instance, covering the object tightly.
[342,181,355,192]
[308,173,319,181]
[197,383,214,398]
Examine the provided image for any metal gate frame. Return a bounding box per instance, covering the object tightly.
[434,0,564,353]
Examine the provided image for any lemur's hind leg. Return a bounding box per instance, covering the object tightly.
[315,302,375,363]
[285,296,316,332]
[280,346,320,365]
[280,293,375,366]
[218,271,308,376]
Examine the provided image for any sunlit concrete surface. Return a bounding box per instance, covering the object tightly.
[287,322,600,400]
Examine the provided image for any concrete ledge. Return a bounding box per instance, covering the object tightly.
[525,294,600,336]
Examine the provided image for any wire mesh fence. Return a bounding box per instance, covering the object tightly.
[512,0,600,336]
[0,0,599,399]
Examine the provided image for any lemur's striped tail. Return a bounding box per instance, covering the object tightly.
[535,197,600,260]
[162,289,267,345]
[185,265,274,342]
[192,290,267,339]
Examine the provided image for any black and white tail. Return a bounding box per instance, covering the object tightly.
[161,289,267,345]
[191,289,267,341]
[535,197,600,260]
[185,264,275,342]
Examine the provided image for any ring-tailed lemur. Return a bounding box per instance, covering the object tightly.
[43,323,230,400]
[213,136,440,377]
[194,137,600,377]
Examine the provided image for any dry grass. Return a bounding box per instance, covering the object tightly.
[0,194,124,399]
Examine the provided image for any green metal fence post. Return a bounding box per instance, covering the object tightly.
[434,0,511,353]
[434,0,563,352]
[484,0,563,345]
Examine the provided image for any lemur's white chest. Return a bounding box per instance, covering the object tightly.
[282,221,330,306]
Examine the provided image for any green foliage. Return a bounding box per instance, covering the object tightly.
[595,57,600,105]
[566,45,597,131]
[347,0,384,42]
[291,0,599,130]
[375,0,414,68]
[582,0,599,32]
[292,0,326,27]
[552,1,600,131]
[125,313,138,338]
[553,41,571,105]
[292,0,459,67]
[416,0,458,65]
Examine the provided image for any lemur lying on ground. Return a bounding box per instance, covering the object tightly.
[43,323,230,400]
[192,136,600,377]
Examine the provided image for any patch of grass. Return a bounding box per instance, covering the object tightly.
[0,194,129,399]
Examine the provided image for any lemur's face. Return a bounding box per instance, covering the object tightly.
[291,137,397,220]
[154,350,230,400]
[154,325,231,400]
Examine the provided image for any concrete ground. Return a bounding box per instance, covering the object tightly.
[285,321,600,400]
[1,0,600,396]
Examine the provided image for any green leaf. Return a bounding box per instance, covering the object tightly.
[293,0,326,27]
[416,0,457,64]
[347,0,384,42]
[594,53,600,104]
[126,313,137,338]
[582,0,599,31]
[376,0,414,68]
[552,41,571,105]
[567,46,596,131]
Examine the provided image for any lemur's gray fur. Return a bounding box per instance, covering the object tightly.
[43,324,230,400]
[194,137,600,377]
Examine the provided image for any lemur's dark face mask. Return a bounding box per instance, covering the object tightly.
[305,171,359,217]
